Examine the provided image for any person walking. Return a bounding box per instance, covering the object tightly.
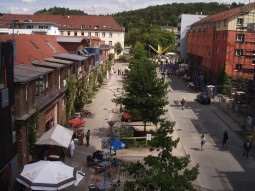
[201,134,206,151]
[223,130,229,148]
[243,141,250,158]
[69,139,75,157]
[181,97,186,110]
[85,129,90,147]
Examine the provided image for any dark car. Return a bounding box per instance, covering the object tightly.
[196,93,211,104]
[121,113,142,122]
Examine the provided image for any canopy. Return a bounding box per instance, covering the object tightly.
[35,124,74,148]
[109,137,125,150]
[16,160,77,190]
[68,118,85,126]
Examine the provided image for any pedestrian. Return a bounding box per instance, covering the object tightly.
[223,130,229,148]
[201,134,206,151]
[181,97,186,110]
[243,141,250,158]
[246,133,254,149]
[69,139,75,157]
[85,129,90,147]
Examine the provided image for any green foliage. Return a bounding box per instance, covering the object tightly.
[34,6,87,15]
[114,42,123,55]
[119,125,134,137]
[74,79,87,111]
[118,55,131,62]
[216,65,232,96]
[27,115,38,160]
[66,75,76,120]
[97,72,104,84]
[109,53,114,61]
[124,120,199,191]
[113,2,243,31]
[122,42,169,132]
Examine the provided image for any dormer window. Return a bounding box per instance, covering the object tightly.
[94,25,99,29]
[81,25,85,29]
[108,25,113,30]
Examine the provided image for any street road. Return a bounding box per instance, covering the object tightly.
[167,75,255,191]
[63,62,255,191]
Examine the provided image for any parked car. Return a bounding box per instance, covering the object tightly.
[121,113,142,122]
[196,93,211,104]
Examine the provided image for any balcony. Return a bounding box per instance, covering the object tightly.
[32,29,48,34]
[35,86,66,110]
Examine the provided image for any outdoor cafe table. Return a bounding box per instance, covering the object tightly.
[97,161,111,167]
[96,181,112,190]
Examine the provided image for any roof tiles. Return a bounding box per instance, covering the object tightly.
[0,34,68,65]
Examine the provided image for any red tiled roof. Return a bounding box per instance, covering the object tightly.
[0,34,68,65]
[193,2,255,26]
[0,14,124,32]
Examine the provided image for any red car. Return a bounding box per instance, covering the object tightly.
[121,113,142,122]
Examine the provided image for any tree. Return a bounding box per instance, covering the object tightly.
[216,64,232,96]
[122,42,169,133]
[114,41,123,56]
[124,120,199,191]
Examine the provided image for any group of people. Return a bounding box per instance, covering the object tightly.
[200,130,254,158]
[69,129,91,157]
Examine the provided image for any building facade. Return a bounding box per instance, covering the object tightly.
[0,41,17,191]
[187,2,255,82]
[0,14,125,57]
[177,13,207,61]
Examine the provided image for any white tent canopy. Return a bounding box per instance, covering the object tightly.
[16,160,77,190]
[35,124,74,148]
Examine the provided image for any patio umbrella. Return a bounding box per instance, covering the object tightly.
[109,137,125,150]
[35,124,74,148]
[16,160,77,190]
[68,118,85,127]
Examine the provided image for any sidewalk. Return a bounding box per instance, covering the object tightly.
[166,74,255,191]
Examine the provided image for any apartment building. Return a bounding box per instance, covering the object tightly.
[0,14,125,57]
[0,41,17,191]
[187,3,255,82]
[177,13,207,62]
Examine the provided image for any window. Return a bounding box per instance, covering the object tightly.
[223,34,227,40]
[109,41,112,46]
[95,32,98,37]
[74,31,77,36]
[102,32,105,37]
[81,32,84,36]
[81,25,85,29]
[26,25,34,29]
[88,32,91,36]
[236,34,244,42]
[46,41,57,52]
[109,32,112,38]
[67,31,70,36]
[224,20,227,27]
[35,75,48,96]
[217,21,220,28]
[237,18,244,27]
[31,40,40,49]
[235,49,244,56]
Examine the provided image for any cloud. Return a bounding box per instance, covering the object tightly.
[21,0,37,2]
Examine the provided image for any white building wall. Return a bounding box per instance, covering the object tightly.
[0,24,59,35]
[177,14,207,61]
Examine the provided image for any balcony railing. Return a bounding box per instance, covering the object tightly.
[35,86,66,109]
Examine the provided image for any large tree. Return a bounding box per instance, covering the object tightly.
[124,120,199,191]
[122,42,169,133]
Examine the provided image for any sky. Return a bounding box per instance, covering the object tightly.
[0,0,250,15]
